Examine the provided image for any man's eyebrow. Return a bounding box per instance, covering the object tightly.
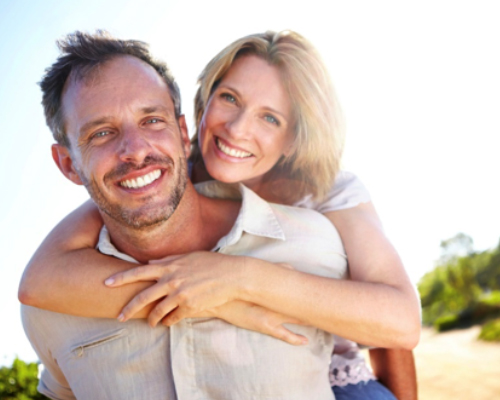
[80,117,114,135]
[79,105,172,135]
[140,105,171,114]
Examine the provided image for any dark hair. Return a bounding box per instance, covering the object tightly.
[40,30,181,147]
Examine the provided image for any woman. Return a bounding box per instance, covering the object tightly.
[20,31,419,399]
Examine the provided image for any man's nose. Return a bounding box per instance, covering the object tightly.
[117,127,154,163]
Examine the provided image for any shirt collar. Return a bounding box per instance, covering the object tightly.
[195,181,286,250]
[96,181,286,259]
[96,226,139,263]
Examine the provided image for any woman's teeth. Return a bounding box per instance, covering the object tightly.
[217,138,252,158]
[120,169,161,189]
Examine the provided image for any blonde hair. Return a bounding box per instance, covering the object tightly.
[190,30,344,202]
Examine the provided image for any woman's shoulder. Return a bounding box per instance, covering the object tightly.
[293,171,371,213]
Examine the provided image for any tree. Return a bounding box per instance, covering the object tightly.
[439,232,474,262]
[418,234,500,329]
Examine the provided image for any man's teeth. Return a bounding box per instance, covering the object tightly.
[120,169,161,189]
[217,139,252,158]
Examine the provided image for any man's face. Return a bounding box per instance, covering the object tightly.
[55,56,190,229]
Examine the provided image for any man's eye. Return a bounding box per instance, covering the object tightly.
[221,93,236,104]
[264,115,279,126]
[93,130,110,138]
[146,118,161,124]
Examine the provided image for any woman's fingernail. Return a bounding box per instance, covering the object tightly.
[117,313,125,322]
[105,278,114,286]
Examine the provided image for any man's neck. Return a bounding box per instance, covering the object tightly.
[102,182,240,263]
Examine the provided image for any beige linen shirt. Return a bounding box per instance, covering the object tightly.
[22,182,347,400]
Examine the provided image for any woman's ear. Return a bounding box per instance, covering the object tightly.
[51,144,83,185]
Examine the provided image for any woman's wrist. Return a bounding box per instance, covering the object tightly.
[233,256,257,303]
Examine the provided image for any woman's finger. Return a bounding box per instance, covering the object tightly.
[117,283,172,322]
[105,264,162,287]
[158,305,188,328]
[147,296,180,327]
[267,325,308,346]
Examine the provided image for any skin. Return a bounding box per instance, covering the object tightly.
[370,348,418,400]
[20,53,419,395]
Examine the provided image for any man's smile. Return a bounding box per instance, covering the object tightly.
[119,169,162,189]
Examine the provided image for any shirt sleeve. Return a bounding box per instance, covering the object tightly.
[293,171,371,214]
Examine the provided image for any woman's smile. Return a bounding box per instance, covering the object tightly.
[214,137,253,159]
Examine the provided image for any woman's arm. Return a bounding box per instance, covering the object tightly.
[17,201,307,345]
[107,201,420,349]
[240,202,420,348]
[253,202,420,348]
[369,348,418,400]
[18,200,155,318]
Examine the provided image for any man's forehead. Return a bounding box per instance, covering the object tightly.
[59,56,177,149]
[65,55,167,94]
[62,56,174,119]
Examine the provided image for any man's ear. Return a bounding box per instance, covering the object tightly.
[177,115,191,157]
[51,144,83,185]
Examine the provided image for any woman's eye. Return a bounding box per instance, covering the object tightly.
[221,93,236,104]
[264,115,280,126]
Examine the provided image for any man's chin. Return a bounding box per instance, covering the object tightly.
[103,204,175,230]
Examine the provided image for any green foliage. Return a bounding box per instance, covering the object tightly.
[480,290,500,306]
[434,314,461,332]
[419,255,482,325]
[418,234,500,328]
[475,246,500,290]
[0,358,48,400]
[478,319,500,342]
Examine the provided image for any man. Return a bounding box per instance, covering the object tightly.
[21,31,348,400]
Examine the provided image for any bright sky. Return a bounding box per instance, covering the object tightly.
[1,0,499,365]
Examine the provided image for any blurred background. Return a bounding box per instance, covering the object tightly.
[1,0,499,398]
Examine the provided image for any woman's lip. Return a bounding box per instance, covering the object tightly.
[214,137,253,158]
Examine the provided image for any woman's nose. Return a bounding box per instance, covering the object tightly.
[225,110,252,140]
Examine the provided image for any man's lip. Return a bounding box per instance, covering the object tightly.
[214,136,253,158]
[115,166,164,183]
[115,167,165,190]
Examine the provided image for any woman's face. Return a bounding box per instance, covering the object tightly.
[198,55,293,191]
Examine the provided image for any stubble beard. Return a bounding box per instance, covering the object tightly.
[80,155,188,230]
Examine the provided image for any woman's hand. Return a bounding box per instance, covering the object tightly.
[193,300,308,346]
[105,251,247,327]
